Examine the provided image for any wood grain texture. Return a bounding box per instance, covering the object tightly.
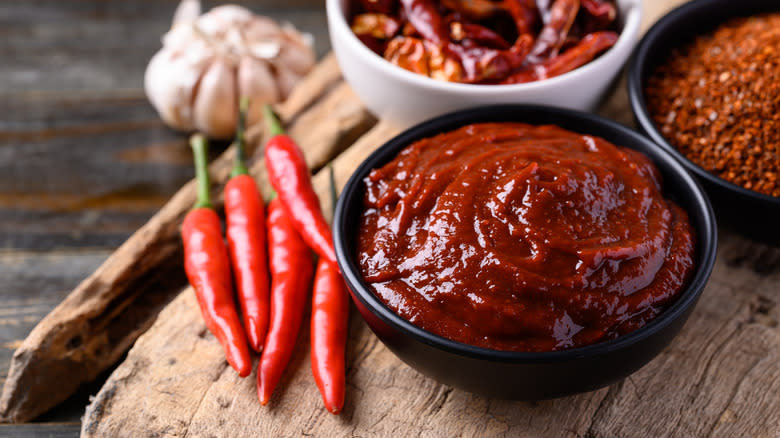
[0,1,331,96]
[0,250,109,383]
[0,423,81,438]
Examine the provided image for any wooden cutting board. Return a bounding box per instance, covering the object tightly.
[80,1,779,436]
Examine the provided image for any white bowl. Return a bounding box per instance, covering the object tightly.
[327,0,642,127]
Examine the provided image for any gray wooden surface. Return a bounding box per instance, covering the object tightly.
[0,1,328,436]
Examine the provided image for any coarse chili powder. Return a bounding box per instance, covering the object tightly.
[645,13,780,197]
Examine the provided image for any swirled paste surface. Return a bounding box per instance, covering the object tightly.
[357,123,695,351]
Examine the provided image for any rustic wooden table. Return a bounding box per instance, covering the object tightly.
[0,1,329,436]
[1,1,778,437]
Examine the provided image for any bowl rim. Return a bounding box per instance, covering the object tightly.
[334,104,718,363]
[327,0,643,95]
[627,0,780,207]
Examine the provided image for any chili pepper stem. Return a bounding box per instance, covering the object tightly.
[328,165,337,216]
[190,134,212,209]
[263,104,285,137]
[230,97,251,178]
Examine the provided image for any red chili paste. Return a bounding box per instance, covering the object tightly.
[357,123,695,351]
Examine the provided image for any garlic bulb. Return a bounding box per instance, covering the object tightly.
[145,0,316,139]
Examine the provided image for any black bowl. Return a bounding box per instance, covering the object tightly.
[628,0,780,245]
[333,105,717,400]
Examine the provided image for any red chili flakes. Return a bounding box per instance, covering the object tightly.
[645,13,780,197]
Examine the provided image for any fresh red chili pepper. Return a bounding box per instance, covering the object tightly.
[257,196,314,405]
[182,134,252,377]
[310,168,350,415]
[225,99,270,353]
[262,105,338,267]
[310,258,350,414]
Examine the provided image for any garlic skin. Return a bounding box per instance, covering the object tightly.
[145,2,316,139]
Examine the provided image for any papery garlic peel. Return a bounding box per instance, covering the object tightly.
[145,1,316,139]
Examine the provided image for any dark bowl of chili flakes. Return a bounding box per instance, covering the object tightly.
[628,0,780,245]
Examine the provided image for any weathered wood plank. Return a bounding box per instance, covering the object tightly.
[0,423,80,438]
[0,93,190,250]
[0,249,123,429]
[0,250,109,383]
[0,1,330,96]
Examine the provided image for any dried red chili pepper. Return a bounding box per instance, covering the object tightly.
[399,0,450,44]
[182,134,252,377]
[502,0,539,37]
[352,13,402,40]
[310,168,350,415]
[224,99,270,352]
[528,0,580,62]
[352,13,403,56]
[446,34,532,83]
[349,0,618,84]
[451,22,511,50]
[505,30,617,83]
[257,196,315,405]
[358,0,397,15]
[580,0,616,33]
[385,36,433,76]
[538,30,617,76]
[440,0,501,20]
[262,105,338,267]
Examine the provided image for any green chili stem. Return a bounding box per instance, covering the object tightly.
[230,97,251,178]
[190,134,212,210]
[263,104,285,137]
[328,165,337,215]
